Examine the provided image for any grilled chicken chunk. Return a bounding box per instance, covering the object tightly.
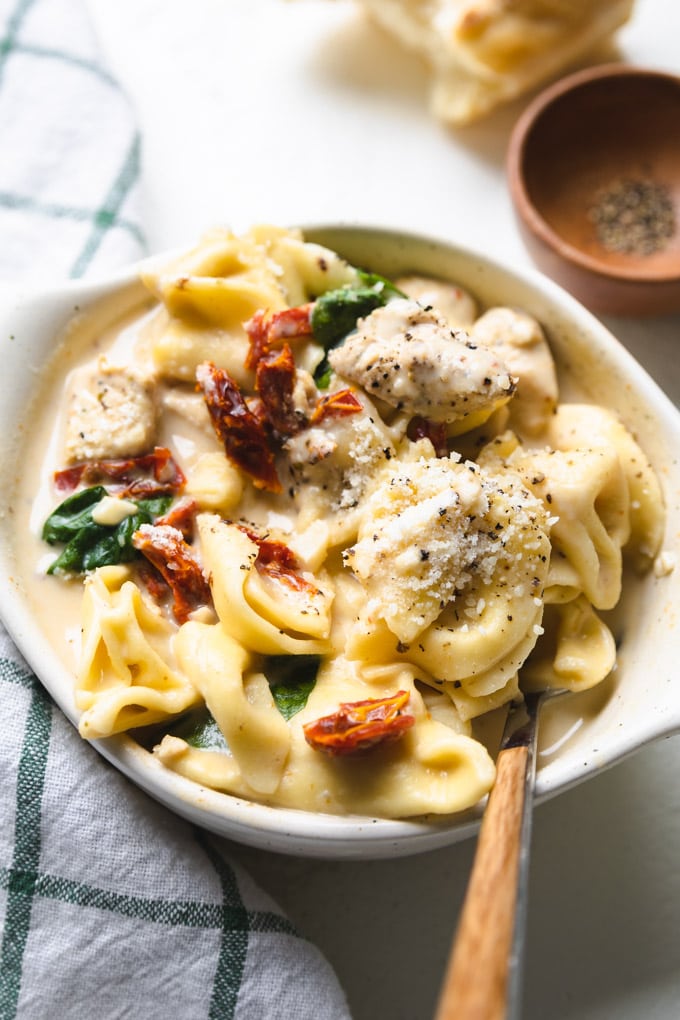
[328,299,515,425]
[65,359,157,462]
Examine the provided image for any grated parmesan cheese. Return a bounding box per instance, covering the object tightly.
[345,455,550,643]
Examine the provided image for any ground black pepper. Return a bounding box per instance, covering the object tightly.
[588,177,675,256]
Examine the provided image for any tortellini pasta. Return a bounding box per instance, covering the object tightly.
[143,225,341,384]
[545,403,665,571]
[197,514,333,654]
[351,0,634,125]
[157,657,496,816]
[521,596,616,693]
[76,566,200,739]
[38,226,667,821]
[173,621,290,794]
[469,307,558,436]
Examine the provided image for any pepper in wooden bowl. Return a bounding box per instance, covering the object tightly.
[507,64,680,316]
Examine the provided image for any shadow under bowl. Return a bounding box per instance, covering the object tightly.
[507,64,680,316]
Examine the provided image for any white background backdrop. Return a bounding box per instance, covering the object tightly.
[86,3,680,1017]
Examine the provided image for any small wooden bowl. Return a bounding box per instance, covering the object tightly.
[507,65,680,316]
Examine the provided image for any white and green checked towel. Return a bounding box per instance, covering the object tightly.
[0,2,351,1017]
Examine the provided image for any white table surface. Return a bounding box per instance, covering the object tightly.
[87,2,680,1017]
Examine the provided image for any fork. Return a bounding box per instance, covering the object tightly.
[434,690,550,1020]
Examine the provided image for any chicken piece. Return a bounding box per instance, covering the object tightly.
[395,275,477,327]
[328,298,515,425]
[469,307,558,435]
[65,359,157,463]
[282,390,396,545]
[284,393,394,509]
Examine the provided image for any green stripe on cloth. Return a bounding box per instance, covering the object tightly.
[0,659,35,689]
[196,830,250,1020]
[0,676,52,1019]
[7,42,118,87]
[0,867,299,938]
[0,0,39,85]
[0,190,145,246]
[70,133,143,278]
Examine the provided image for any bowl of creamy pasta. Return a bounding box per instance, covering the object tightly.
[1,224,679,858]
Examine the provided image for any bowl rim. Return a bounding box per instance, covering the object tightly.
[507,62,680,285]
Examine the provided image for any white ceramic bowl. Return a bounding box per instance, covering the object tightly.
[1,225,680,859]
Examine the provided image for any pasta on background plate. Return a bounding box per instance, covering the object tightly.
[36,224,665,819]
[350,0,635,125]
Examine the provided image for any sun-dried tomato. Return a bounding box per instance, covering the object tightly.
[155,497,200,541]
[310,388,362,424]
[54,447,186,497]
[303,690,415,757]
[269,304,313,341]
[406,416,449,457]
[132,523,212,624]
[236,524,320,594]
[255,343,305,437]
[196,361,281,493]
[244,310,269,371]
[244,305,313,371]
[53,465,88,492]
[257,543,319,594]
[246,396,269,428]
[136,559,171,604]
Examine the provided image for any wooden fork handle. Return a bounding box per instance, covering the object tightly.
[434,745,530,1020]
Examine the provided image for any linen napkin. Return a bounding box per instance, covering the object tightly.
[0,3,351,1018]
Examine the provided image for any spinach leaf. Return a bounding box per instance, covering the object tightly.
[267,654,320,720]
[136,496,175,517]
[171,710,229,751]
[49,525,111,574]
[355,269,405,301]
[311,286,387,349]
[78,511,152,571]
[42,486,108,543]
[43,486,172,575]
[163,658,320,752]
[310,271,405,387]
[313,357,333,390]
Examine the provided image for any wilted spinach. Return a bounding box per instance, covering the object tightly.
[266,654,320,720]
[42,486,172,575]
[311,270,405,387]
